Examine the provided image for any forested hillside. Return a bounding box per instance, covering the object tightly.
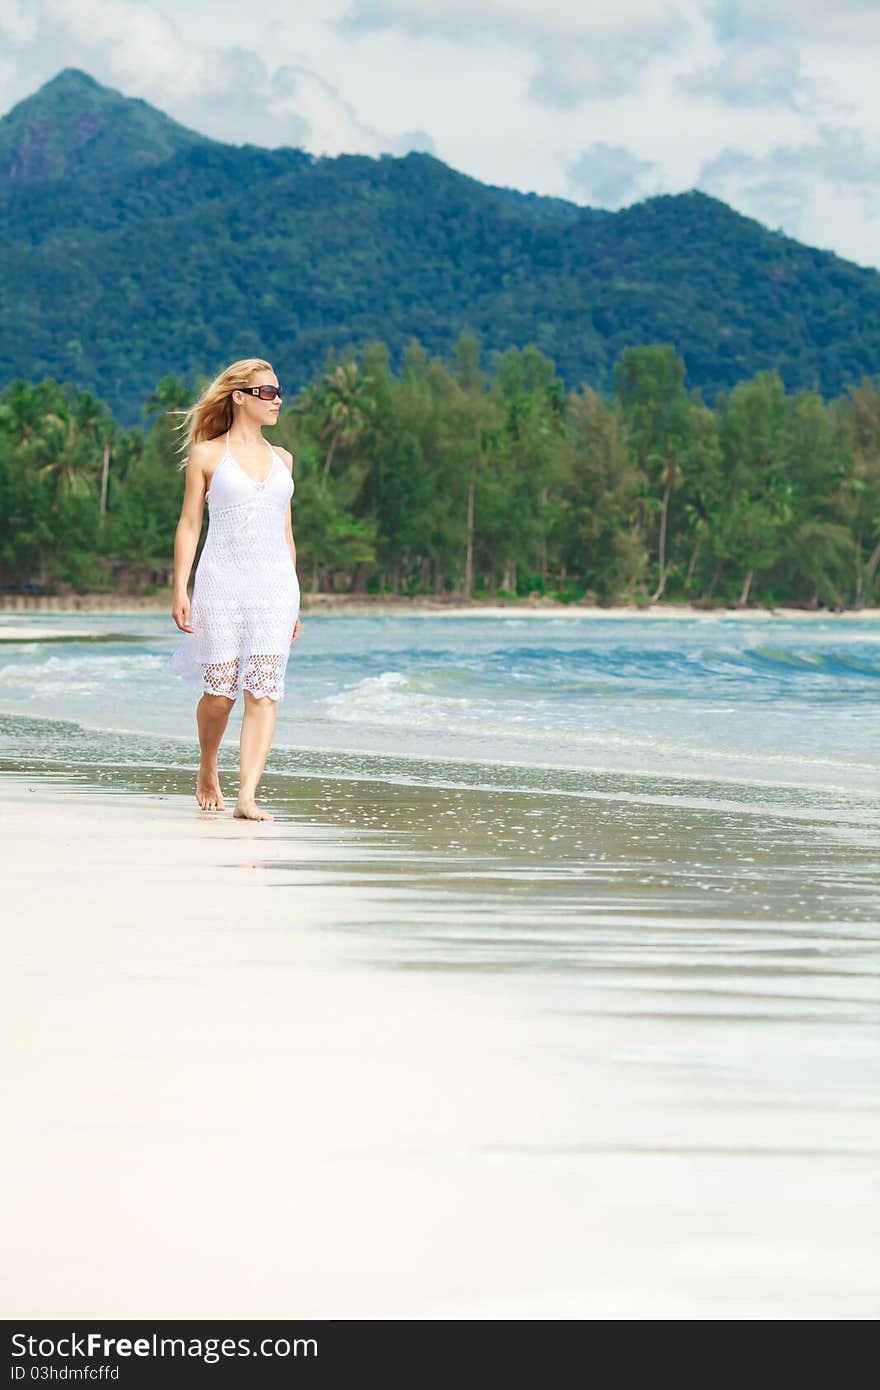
[2,340,878,609]
[3,70,880,420]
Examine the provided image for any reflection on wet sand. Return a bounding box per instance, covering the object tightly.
[2,756,878,1319]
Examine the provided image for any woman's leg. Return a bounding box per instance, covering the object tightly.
[196,693,235,810]
[235,689,277,821]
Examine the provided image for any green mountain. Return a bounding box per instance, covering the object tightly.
[0,68,210,182]
[2,68,879,421]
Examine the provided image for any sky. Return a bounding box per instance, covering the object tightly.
[2,0,880,269]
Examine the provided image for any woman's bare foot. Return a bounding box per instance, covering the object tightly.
[196,765,224,811]
[233,798,274,822]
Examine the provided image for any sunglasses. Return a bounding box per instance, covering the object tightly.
[239,384,283,401]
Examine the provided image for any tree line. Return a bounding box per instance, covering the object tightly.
[1,335,879,608]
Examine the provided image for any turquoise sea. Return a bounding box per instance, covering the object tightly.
[1,610,879,803]
[1,610,879,935]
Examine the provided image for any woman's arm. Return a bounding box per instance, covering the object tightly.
[277,446,301,646]
[278,447,298,570]
[171,444,209,633]
[285,508,298,571]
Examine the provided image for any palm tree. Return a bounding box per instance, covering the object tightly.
[299,361,375,477]
[614,345,689,603]
[0,380,49,446]
[73,392,114,515]
[20,391,103,504]
[144,376,191,421]
[36,412,95,500]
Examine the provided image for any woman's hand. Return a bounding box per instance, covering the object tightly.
[291,617,301,646]
[172,593,195,634]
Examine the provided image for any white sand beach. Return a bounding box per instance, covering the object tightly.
[0,627,96,641]
[3,771,878,1320]
[2,596,880,622]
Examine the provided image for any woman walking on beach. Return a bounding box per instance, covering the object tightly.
[166,359,301,822]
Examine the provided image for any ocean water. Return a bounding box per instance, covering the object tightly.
[2,610,879,1316]
[2,610,878,941]
[1,610,879,806]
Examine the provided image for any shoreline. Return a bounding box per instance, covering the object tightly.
[1,591,878,620]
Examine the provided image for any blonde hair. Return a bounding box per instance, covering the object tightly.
[175,358,273,466]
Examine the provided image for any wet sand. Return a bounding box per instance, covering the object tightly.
[2,768,878,1319]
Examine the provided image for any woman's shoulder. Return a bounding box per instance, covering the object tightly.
[272,442,295,472]
[191,433,227,456]
[187,435,226,467]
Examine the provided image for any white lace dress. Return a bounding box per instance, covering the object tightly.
[165,432,300,701]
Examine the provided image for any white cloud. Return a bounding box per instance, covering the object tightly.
[344,0,690,104]
[269,65,433,157]
[0,1,39,45]
[698,125,880,263]
[709,0,880,44]
[528,34,682,106]
[678,39,823,110]
[568,143,659,208]
[344,1,684,43]
[700,124,880,200]
[0,0,433,157]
